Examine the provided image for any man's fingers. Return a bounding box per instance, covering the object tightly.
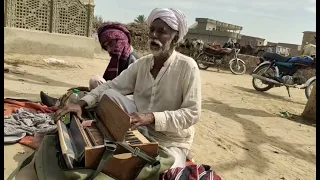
[130,118,136,124]
[131,123,138,130]
[76,111,83,121]
[131,122,142,130]
[54,108,69,122]
[54,109,62,122]
[54,113,64,122]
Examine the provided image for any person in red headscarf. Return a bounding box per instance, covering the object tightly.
[89,23,140,90]
[40,23,140,107]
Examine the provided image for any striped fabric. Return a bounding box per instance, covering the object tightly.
[162,164,222,180]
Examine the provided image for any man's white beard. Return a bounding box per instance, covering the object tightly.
[149,39,172,57]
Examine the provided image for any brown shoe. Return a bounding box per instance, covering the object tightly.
[40,91,58,107]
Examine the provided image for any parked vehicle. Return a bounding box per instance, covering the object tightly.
[196,47,247,75]
[251,52,316,99]
[240,44,292,57]
[305,77,316,99]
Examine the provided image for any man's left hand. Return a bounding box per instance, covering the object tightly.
[129,112,155,129]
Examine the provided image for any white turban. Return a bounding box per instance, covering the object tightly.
[147,8,188,43]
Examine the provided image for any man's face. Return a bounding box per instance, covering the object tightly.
[148,19,177,56]
[102,39,117,53]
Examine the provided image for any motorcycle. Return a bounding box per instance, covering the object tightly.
[251,52,316,99]
[196,47,247,75]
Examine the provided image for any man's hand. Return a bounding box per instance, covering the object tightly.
[53,103,83,122]
[130,112,155,129]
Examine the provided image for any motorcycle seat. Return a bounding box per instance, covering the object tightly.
[204,47,233,56]
[262,52,291,62]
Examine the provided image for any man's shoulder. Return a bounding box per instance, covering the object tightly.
[304,44,316,49]
[175,51,199,69]
[133,54,153,65]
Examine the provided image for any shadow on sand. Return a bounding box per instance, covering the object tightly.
[4,88,62,101]
[202,97,316,174]
[4,70,77,88]
[233,85,306,106]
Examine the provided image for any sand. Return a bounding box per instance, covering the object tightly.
[4,53,316,180]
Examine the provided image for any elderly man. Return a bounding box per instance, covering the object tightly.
[54,8,201,168]
[301,36,316,57]
[301,43,316,57]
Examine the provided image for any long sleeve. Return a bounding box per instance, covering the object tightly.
[153,65,201,133]
[81,60,140,107]
[301,46,305,55]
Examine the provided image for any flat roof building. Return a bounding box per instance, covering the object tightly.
[186,18,243,45]
[239,35,265,47]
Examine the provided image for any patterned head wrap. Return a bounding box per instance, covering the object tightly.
[97,23,132,80]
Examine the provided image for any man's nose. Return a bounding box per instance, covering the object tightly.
[149,31,157,39]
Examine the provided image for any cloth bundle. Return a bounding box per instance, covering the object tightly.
[4,109,56,136]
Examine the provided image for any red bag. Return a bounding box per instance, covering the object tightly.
[162,164,222,180]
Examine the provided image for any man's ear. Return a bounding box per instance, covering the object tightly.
[173,34,179,44]
[171,33,179,48]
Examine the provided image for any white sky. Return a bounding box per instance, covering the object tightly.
[94,0,316,45]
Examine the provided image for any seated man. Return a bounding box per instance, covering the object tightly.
[301,42,316,57]
[54,8,201,168]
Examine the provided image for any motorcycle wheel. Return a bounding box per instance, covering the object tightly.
[229,59,246,75]
[196,54,210,70]
[252,64,275,92]
[305,79,316,99]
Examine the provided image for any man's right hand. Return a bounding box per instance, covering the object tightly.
[54,103,83,122]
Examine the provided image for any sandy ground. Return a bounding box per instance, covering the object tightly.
[4,53,316,180]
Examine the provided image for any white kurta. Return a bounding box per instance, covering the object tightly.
[81,50,202,150]
[302,44,316,56]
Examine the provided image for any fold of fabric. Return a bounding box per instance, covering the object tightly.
[4,99,58,116]
[162,164,221,180]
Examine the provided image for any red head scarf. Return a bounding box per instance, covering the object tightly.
[97,23,132,80]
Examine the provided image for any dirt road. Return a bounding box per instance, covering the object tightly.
[4,54,316,180]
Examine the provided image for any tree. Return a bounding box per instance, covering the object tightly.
[302,84,316,121]
[134,15,146,24]
[92,15,104,33]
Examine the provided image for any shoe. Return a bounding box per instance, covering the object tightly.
[40,91,58,107]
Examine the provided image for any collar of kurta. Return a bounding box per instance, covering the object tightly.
[151,50,177,68]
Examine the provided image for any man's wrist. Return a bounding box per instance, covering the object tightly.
[146,113,155,124]
[76,100,88,109]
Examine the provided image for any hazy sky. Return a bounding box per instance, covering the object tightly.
[94,0,316,45]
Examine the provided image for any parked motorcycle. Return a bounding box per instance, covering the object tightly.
[196,47,247,75]
[251,52,316,99]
